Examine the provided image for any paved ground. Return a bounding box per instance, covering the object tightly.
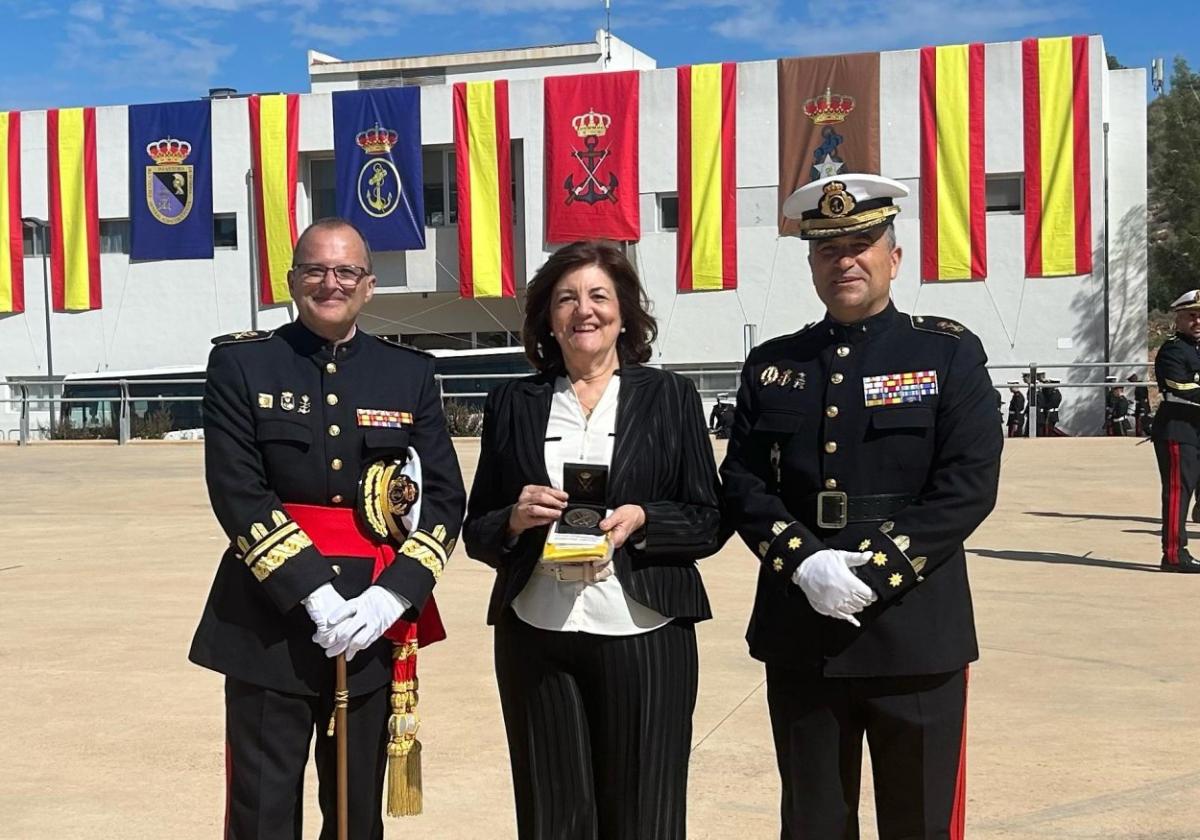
[0,437,1197,839]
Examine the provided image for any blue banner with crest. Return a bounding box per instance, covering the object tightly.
[332,88,425,251]
[129,100,213,260]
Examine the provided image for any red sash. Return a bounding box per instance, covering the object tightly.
[282,503,446,647]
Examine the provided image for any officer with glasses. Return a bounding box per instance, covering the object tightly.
[189,217,465,838]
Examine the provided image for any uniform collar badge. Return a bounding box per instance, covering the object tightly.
[281,391,295,411]
[257,393,273,409]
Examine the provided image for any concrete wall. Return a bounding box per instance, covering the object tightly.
[0,34,1146,438]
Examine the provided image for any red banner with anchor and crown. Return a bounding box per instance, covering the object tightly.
[544,70,640,243]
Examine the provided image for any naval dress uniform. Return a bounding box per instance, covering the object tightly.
[1151,291,1200,572]
[189,320,466,838]
[721,174,1003,839]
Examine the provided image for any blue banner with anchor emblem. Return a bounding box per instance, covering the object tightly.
[332,88,425,251]
[128,100,213,260]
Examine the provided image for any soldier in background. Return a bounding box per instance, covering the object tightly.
[1006,381,1027,438]
[1103,375,1118,435]
[709,393,735,439]
[1151,289,1200,572]
[1130,372,1151,436]
[1109,385,1132,436]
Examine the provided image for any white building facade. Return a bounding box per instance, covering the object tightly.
[0,31,1147,437]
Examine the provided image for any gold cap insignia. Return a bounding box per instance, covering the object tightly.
[817,181,856,219]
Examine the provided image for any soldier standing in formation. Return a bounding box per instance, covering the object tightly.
[189,218,467,837]
[1130,372,1151,436]
[1152,290,1200,572]
[1006,381,1027,437]
[720,174,1002,838]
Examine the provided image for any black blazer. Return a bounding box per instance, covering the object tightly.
[464,364,722,625]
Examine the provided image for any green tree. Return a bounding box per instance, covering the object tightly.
[1148,58,1200,310]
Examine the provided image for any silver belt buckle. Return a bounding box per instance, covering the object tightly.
[816,491,849,529]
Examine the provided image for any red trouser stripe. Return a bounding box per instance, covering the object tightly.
[223,739,232,839]
[950,667,970,840]
[1166,442,1181,564]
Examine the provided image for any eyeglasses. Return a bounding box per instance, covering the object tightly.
[292,263,372,288]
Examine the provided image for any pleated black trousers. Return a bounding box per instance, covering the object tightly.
[767,666,969,840]
[494,609,699,840]
[223,677,390,840]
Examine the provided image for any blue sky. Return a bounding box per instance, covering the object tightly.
[0,0,1194,110]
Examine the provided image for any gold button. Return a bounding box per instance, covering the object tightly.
[326,393,338,406]
[331,494,344,503]
[331,458,343,471]
[325,362,337,374]
[328,424,341,437]
[831,373,844,384]
[836,345,850,357]
[825,405,839,418]
[825,478,838,489]
[824,441,837,454]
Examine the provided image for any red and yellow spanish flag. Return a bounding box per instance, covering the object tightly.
[249,94,299,305]
[454,80,514,299]
[920,43,986,282]
[1022,35,1092,277]
[0,111,23,313]
[48,107,101,311]
[677,62,737,291]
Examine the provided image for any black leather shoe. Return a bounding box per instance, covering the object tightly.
[1161,553,1200,572]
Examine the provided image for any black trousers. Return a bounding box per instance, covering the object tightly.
[1154,438,1200,563]
[494,610,698,840]
[223,677,390,840]
[766,666,969,840]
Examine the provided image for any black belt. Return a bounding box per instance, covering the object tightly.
[805,492,914,529]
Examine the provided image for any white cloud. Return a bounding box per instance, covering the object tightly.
[68,0,104,21]
[708,0,1077,54]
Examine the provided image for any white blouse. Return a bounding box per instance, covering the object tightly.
[510,374,670,635]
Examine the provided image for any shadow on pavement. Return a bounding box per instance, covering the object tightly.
[970,548,1161,573]
[1025,510,1163,526]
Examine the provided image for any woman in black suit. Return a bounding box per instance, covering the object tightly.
[463,240,722,840]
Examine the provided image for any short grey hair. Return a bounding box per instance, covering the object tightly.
[293,217,374,273]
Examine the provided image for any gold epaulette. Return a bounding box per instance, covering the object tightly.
[910,315,967,339]
[211,329,275,346]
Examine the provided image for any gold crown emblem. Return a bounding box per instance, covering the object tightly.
[572,108,611,137]
[146,138,192,165]
[804,87,856,125]
[355,123,398,155]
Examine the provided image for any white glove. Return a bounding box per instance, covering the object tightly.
[303,582,352,632]
[792,549,878,627]
[315,585,411,661]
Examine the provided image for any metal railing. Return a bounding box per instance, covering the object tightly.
[3,361,1153,445]
[987,361,1153,438]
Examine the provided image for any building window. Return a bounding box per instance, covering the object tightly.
[100,219,130,254]
[476,330,520,348]
[402,332,473,351]
[423,148,458,228]
[986,174,1022,213]
[310,157,337,221]
[658,193,679,231]
[21,225,47,257]
[213,213,238,249]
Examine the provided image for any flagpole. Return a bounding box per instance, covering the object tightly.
[246,169,259,330]
[604,0,612,66]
